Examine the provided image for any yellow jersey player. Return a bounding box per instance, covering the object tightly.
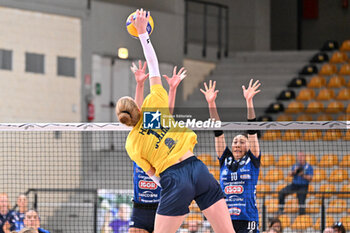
[115,9,235,233]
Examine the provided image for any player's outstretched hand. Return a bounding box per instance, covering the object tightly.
[163,66,187,89]
[200,80,219,104]
[131,60,149,84]
[130,8,150,35]
[242,79,261,101]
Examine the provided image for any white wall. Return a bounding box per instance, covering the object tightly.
[0,7,82,122]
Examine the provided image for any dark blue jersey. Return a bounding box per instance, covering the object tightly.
[292,162,313,185]
[38,227,50,233]
[219,147,260,222]
[0,210,17,233]
[133,162,161,204]
[14,211,25,231]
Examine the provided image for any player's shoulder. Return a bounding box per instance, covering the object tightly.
[222,146,233,158]
[219,147,232,165]
[305,163,313,169]
[150,84,168,99]
[151,84,166,92]
[245,150,260,169]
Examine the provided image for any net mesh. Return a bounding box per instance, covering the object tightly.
[0,122,349,233]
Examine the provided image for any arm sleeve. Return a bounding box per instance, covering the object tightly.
[139,32,160,78]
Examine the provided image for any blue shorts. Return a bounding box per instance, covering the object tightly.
[130,206,157,232]
[232,220,259,233]
[157,156,225,216]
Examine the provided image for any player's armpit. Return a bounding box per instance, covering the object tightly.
[131,156,152,174]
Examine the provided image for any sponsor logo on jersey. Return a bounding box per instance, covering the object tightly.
[139,191,159,199]
[240,168,250,172]
[229,207,241,216]
[138,174,151,180]
[228,196,244,202]
[164,137,178,153]
[225,157,233,166]
[135,167,144,174]
[138,180,157,190]
[224,185,244,194]
[165,138,176,149]
[240,174,251,179]
[138,191,160,203]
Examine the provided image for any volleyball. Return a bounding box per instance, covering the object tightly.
[126,11,154,39]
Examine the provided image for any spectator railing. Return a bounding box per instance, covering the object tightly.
[22,188,98,233]
[11,190,350,233]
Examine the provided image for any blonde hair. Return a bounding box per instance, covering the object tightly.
[115,97,140,127]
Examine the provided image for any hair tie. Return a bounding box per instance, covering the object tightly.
[121,111,132,117]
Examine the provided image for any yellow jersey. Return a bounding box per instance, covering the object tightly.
[125,84,197,176]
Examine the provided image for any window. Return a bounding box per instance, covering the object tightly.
[25,52,44,74]
[0,49,12,70]
[57,56,75,77]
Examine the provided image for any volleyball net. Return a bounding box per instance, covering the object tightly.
[0,121,349,233]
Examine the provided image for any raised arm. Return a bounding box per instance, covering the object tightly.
[131,9,162,87]
[163,66,187,114]
[131,60,149,109]
[242,79,261,158]
[200,80,227,158]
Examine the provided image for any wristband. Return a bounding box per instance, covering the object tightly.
[247,130,258,135]
[247,118,257,135]
[214,130,224,137]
